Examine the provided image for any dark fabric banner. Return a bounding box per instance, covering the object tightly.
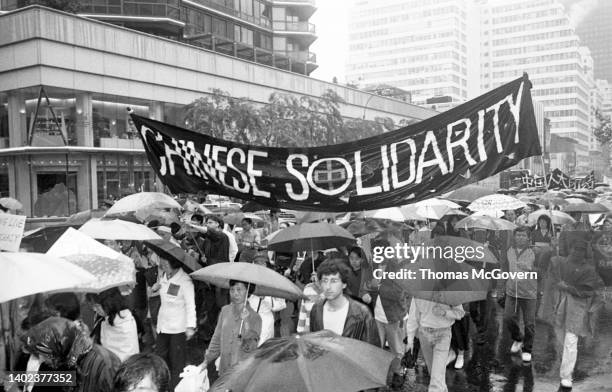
[547,169,595,190]
[131,75,541,212]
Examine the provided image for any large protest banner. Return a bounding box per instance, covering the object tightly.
[0,214,26,252]
[131,75,541,212]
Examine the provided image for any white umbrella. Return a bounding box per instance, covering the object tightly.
[47,227,133,264]
[416,205,451,220]
[357,207,406,222]
[0,253,96,303]
[79,219,162,241]
[104,192,181,217]
[0,197,23,211]
[468,194,526,211]
[414,198,460,209]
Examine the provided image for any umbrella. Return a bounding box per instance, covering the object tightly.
[339,219,410,237]
[60,254,136,293]
[224,212,265,226]
[144,239,201,272]
[421,236,498,265]
[565,194,593,202]
[455,215,517,231]
[471,209,504,218]
[563,203,609,214]
[267,223,355,253]
[139,210,179,225]
[294,211,343,224]
[47,227,134,264]
[527,210,575,226]
[416,205,450,220]
[0,253,96,303]
[399,206,428,221]
[65,209,106,225]
[0,197,23,211]
[442,209,468,218]
[104,192,181,217]
[468,194,526,211]
[445,185,494,202]
[396,257,490,306]
[21,223,80,253]
[414,198,460,209]
[354,207,408,222]
[210,330,395,392]
[191,262,303,301]
[79,219,162,241]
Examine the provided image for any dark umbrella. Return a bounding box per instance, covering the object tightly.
[210,330,396,392]
[421,236,498,265]
[144,239,201,272]
[267,223,356,253]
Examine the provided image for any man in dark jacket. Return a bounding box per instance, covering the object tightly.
[309,259,379,347]
[188,214,230,265]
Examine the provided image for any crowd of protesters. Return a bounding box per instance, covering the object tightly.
[1,192,612,392]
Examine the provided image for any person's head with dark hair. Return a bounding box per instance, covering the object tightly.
[147,219,160,228]
[190,214,204,225]
[371,238,390,250]
[536,214,552,232]
[228,280,256,305]
[348,246,366,271]
[0,204,8,213]
[113,353,170,392]
[206,215,224,230]
[241,217,253,230]
[431,222,446,238]
[45,293,81,321]
[317,259,351,301]
[86,288,129,326]
[513,225,530,249]
[169,222,181,235]
[158,256,183,277]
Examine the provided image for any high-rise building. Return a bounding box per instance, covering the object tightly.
[345,0,475,106]
[480,0,594,173]
[567,0,612,82]
[0,0,319,76]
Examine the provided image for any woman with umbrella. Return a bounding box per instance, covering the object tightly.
[199,280,261,382]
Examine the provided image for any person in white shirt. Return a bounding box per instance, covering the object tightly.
[152,257,196,389]
[87,288,139,362]
[405,298,465,392]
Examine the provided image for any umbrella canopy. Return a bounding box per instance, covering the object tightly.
[355,207,407,222]
[416,204,451,220]
[414,198,460,209]
[104,192,181,217]
[564,198,586,204]
[563,203,609,214]
[191,262,303,300]
[445,185,494,202]
[468,194,526,211]
[295,211,343,224]
[527,210,575,226]
[65,209,106,225]
[144,239,201,272]
[0,197,23,211]
[442,209,468,219]
[210,330,395,392]
[47,227,134,264]
[21,223,80,253]
[61,254,136,293]
[267,223,355,253]
[0,253,96,303]
[339,219,409,237]
[399,206,428,221]
[224,212,265,226]
[79,219,162,241]
[396,257,490,306]
[455,215,517,231]
[421,236,498,265]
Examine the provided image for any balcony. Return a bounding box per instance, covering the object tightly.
[271,0,316,18]
[185,0,271,29]
[79,1,184,35]
[183,33,317,75]
[272,20,315,33]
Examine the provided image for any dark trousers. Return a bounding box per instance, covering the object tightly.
[470,295,494,345]
[503,296,536,353]
[156,332,186,389]
[451,313,470,352]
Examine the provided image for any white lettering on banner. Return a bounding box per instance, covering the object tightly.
[247,150,271,198]
[286,154,309,201]
[486,100,505,153]
[0,214,26,252]
[390,138,417,188]
[355,151,382,196]
[380,144,391,192]
[476,109,487,162]
[507,82,523,143]
[416,130,449,184]
[307,157,353,196]
[211,145,229,187]
[446,118,476,172]
[227,147,250,193]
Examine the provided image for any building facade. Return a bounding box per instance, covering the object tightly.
[570,0,612,82]
[479,0,594,174]
[0,6,435,218]
[1,0,318,76]
[345,0,473,106]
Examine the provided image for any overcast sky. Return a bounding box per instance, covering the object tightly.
[309,0,350,83]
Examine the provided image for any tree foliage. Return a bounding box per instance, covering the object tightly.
[593,110,612,146]
[183,89,407,148]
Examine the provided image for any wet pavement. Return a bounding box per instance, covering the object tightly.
[394,298,612,392]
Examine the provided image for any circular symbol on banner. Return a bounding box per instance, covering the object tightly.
[307,157,353,197]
